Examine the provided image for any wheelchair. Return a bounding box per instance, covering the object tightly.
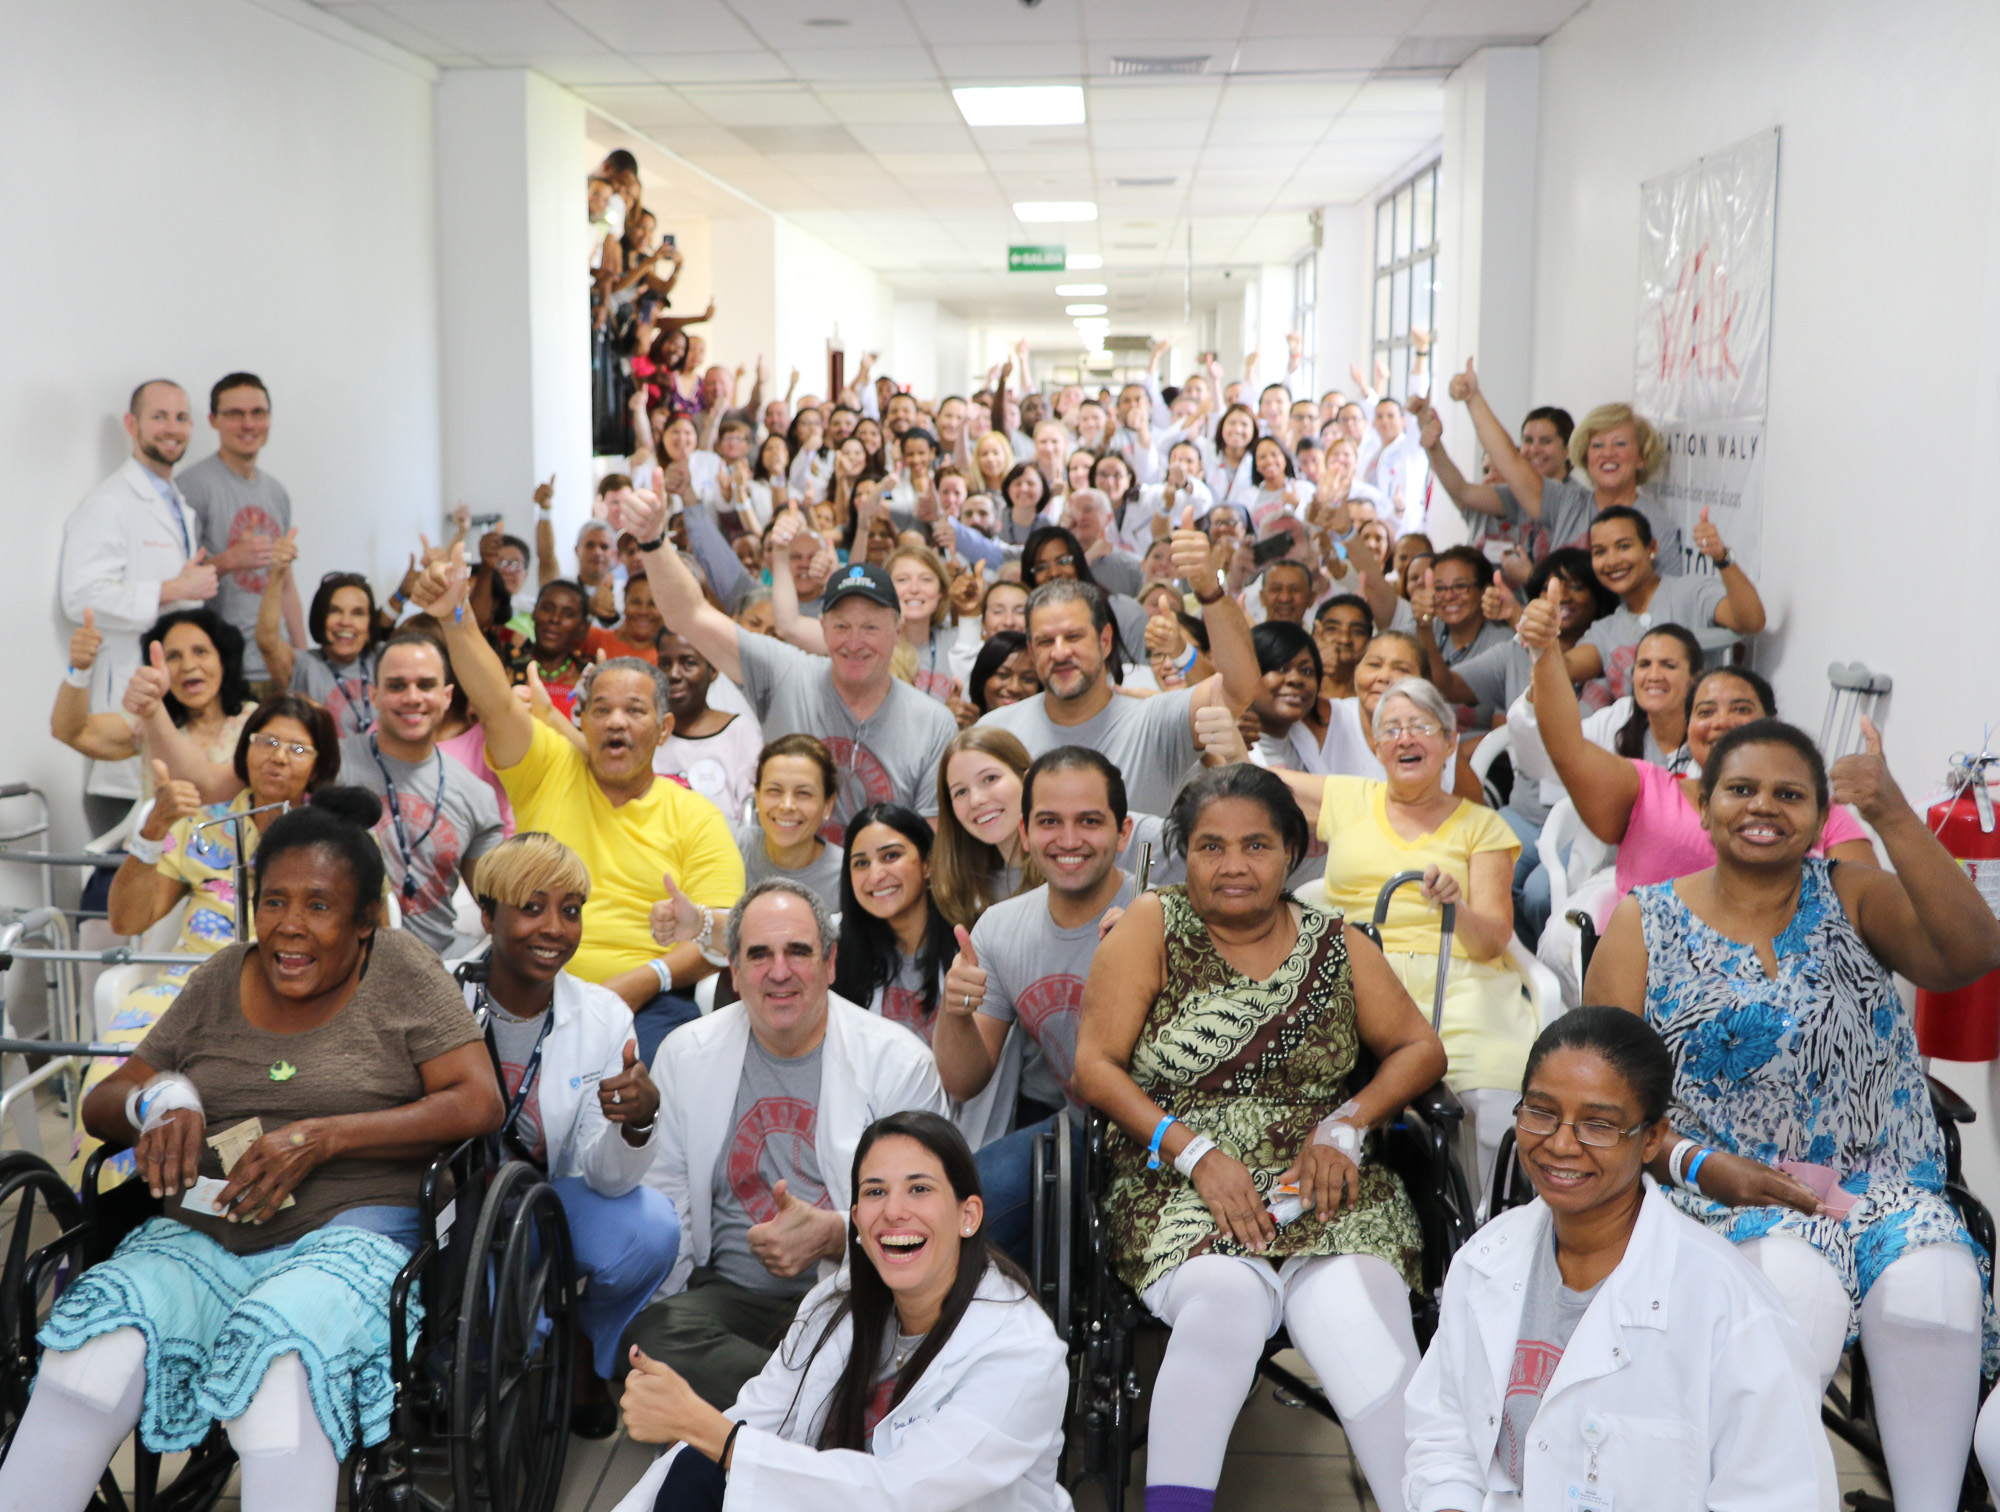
[0,1057,577,1512]
[1492,930,1999,1511]
[1025,874,1479,1510]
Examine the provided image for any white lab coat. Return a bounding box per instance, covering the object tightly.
[611,1266,1071,1512]
[58,458,204,798]
[643,993,947,1297]
[1404,1180,1837,1512]
[468,972,657,1196]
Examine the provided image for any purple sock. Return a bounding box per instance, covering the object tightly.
[1145,1487,1216,1512]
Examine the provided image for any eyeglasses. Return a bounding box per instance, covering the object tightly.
[215,407,269,421]
[1378,721,1443,740]
[248,734,316,759]
[1512,1103,1646,1148]
[1032,554,1076,577]
[1433,581,1479,598]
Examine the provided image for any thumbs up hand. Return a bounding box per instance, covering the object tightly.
[1410,566,1437,626]
[68,607,103,671]
[1829,716,1902,825]
[648,871,707,949]
[409,540,470,618]
[1692,504,1729,564]
[944,925,987,1019]
[1481,568,1520,627]
[746,1176,840,1278]
[1516,575,1565,654]
[270,527,300,570]
[597,1036,661,1139]
[123,638,172,720]
[1170,506,1224,598]
[1447,356,1479,403]
[165,547,219,603]
[139,758,204,840]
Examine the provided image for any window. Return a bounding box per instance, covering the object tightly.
[1291,250,1318,401]
[1371,161,1438,402]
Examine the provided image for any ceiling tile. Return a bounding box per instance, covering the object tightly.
[816,88,965,126]
[635,52,791,84]
[1405,0,1588,36]
[553,0,765,53]
[322,3,458,55]
[876,151,990,175]
[931,44,1088,81]
[901,0,1085,45]
[381,2,602,55]
[773,45,939,83]
[1230,37,1397,71]
[1077,0,1253,41]
[521,53,655,85]
[1087,118,1213,151]
[682,87,838,125]
[1246,0,1428,33]
[1086,81,1224,121]
[577,87,712,127]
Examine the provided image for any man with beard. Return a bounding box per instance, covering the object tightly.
[60,379,219,823]
[339,632,503,955]
[652,627,762,821]
[934,746,1136,1260]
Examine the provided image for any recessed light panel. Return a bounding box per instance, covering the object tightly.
[1013,202,1098,223]
[1065,253,1103,270]
[1055,283,1107,296]
[1065,304,1108,315]
[954,86,1086,127]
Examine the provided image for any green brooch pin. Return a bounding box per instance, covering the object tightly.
[268,1061,298,1083]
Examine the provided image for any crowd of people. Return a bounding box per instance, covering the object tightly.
[18,308,2000,1512]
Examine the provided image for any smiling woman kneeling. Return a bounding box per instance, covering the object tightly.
[0,789,502,1512]
[612,1111,1067,1512]
[1405,1008,1836,1511]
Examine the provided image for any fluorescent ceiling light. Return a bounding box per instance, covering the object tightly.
[1065,253,1103,270]
[1073,317,1111,330]
[953,86,1085,127]
[1013,201,1097,223]
[1055,283,1106,296]
[1065,304,1108,316]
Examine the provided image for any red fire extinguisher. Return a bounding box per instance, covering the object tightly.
[1915,758,2000,1061]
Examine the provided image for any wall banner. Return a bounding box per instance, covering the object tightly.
[1634,128,1779,577]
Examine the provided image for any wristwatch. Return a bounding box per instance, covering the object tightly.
[1713,549,1735,570]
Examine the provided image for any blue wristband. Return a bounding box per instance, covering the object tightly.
[1684,1148,1714,1191]
[1147,1115,1178,1170]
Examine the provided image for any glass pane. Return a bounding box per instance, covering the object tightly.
[1391,265,1410,341]
[1388,347,1407,402]
[1410,256,1433,341]
[1392,185,1410,261]
[1374,275,1390,345]
[1413,170,1436,253]
[1376,201,1393,270]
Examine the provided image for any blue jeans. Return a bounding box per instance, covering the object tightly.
[633,990,702,1065]
[975,1113,1061,1267]
[551,1177,681,1379]
[1497,805,1550,947]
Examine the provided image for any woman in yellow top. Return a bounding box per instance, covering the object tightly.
[1278,676,1534,1206]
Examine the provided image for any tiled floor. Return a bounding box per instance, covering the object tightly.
[15,1088,1896,1512]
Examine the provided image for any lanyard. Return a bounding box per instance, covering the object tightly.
[369,735,446,902]
[480,986,555,1153]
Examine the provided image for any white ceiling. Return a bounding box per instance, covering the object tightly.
[310,0,1590,323]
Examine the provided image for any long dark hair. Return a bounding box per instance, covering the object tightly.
[968,630,1033,714]
[798,1112,1032,1451]
[142,608,250,724]
[830,804,953,1023]
[307,573,381,654]
[1612,622,1703,760]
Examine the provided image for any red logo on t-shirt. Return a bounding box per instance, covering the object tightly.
[371,792,465,919]
[1015,974,1086,1086]
[879,983,933,1042]
[1604,644,1637,700]
[1498,1336,1566,1482]
[325,673,377,738]
[227,505,285,594]
[726,1096,832,1222]
[821,736,893,845]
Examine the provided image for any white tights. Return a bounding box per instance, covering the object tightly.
[1741,1235,1981,1512]
[0,1330,340,1512]
[1457,1087,1515,1215]
[1145,1252,1419,1512]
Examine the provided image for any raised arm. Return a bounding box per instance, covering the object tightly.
[766,513,829,656]
[1518,581,1640,844]
[534,475,558,586]
[1169,512,1262,718]
[1449,358,1545,515]
[933,925,1011,1101]
[1830,720,2000,990]
[255,530,300,687]
[1409,392,1503,518]
[50,611,138,761]
[106,765,201,935]
[1690,510,1766,634]
[627,489,745,685]
[406,542,537,770]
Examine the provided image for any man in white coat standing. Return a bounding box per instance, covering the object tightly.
[630,878,946,1408]
[57,379,218,822]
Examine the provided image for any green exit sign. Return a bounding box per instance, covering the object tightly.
[1008,245,1066,272]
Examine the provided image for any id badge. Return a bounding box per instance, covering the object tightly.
[1565,1485,1612,1511]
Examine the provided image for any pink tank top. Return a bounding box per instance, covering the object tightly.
[1614,758,1867,897]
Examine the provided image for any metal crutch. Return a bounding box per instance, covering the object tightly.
[1818,662,1893,761]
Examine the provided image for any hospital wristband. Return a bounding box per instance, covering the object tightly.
[648,958,673,994]
[1173,1134,1217,1180]
[1684,1148,1715,1192]
[125,832,166,867]
[1147,1115,1178,1170]
[1666,1137,1696,1189]
[64,666,91,689]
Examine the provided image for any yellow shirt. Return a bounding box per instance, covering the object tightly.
[492,722,745,984]
[1309,776,1518,959]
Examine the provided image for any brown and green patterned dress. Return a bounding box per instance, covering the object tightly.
[1104,887,1422,1298]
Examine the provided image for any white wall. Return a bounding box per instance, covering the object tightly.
[890,299,942,402]
[1530,0,2000,1194]
[772,220,894,402]
[0,0,440,864]
[1316,204,1368,401]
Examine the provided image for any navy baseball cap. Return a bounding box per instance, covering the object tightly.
[821,561,900,613]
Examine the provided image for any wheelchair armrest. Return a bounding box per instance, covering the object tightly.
[1929,1074,1976,1126]
[1409,1080,1464,1128]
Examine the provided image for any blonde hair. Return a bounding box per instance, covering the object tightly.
[1569,403,1666,486]
[931,727,1042,930]
[886,543,952,629]
[473,831,591,910]
[889,639,917,685]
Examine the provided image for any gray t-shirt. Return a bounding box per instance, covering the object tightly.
[735,820,845,916]
[177,454,293,681]
[291,646,380,740]
[486,1004,551,1166]
[1495,476,1684,576]
[1090,550,1145,600]
[735,632,956,845]
[1497,1234,1603,1490]
[971,873,1135,1112]
[1436,618,1515,729]
[869,950,939,1043]
[1580,573,1727,701]
[979,687,1197,819]
[341,734,504,954]
[708,1036,831,1297]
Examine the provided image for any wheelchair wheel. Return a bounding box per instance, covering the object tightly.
[0,1153,83,1457]
[448,1161,575,1512]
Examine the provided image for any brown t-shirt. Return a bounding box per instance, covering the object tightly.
[135,929,483,1254]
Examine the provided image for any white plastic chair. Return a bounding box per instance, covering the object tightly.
[1533,799,1619,1008]
[1467,724,1512,811]
[93,896,194,1038]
